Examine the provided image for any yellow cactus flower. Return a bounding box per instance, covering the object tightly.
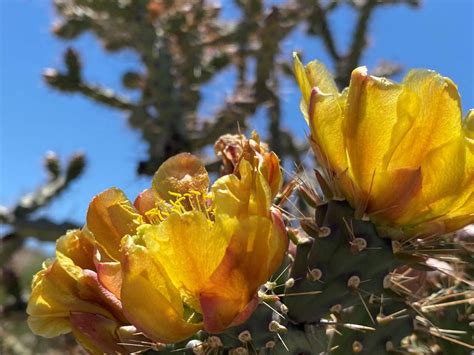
[294,54,474,236]
[27,133,287,349]
[121,136,287,341]
[27,230,130,354]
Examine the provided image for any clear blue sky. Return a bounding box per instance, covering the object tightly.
[1,0,473,239]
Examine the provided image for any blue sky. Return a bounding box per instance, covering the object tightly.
[1,0,473,235]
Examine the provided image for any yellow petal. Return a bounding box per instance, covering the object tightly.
[464,109,474,139]
[293,53,338,106]
[212,159,272,219]
[308,88,348,177]
[27,258,114,337]
[27,315,71,338]
[294,56,347,175]
[293,53,313,107]
[386,69,462,170]
[86,188,143,260]
[153,153,209,202]
[121,235,201,343]
[140,211,234,311]
[396,137,474,228]
[55,230,95,271]
[259,151,283,199]
[344,68,402,209]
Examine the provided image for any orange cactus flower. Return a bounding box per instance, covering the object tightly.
[294,54,474,236]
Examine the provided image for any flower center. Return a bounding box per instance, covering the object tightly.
[145,189,214,224]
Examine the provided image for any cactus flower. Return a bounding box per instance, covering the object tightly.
[27,134,287,349]
[121,136,286,341]
[294,54,474,236]
[26,230,130,354]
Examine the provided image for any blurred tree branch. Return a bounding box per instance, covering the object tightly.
[46,0,418,176]
[1,0,421,322]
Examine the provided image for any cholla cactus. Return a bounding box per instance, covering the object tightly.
[27,128,473,355]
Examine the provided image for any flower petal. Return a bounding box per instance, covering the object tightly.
[293,53,338,107]
[140,211,234,311]
[70,312,127,355]
[86,188,143,260]
[386,70,462,170]
[200,215,277,332]
[345,68,402,199]
[212,159,272,219]
[396,137,474,229]
[121,235,201,343]
[294,56,347,175]
[96,261,122,300]
[27,255,114,337]
[56,230,95,270]
[153,153,209,201]
[134,188,161,217]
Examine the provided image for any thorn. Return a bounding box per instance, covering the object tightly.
[421,297,474,312]
[277,333,289,352]
[263,301,286,319]
[272,263,291,283]
[341,323,376,332]
[357,291,375,325]
[276,290,322,297]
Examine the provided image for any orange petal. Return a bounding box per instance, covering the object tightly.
[134,188,161,217]
[70,312,127,355]
[200,216,278,332]
[97,261,122,300]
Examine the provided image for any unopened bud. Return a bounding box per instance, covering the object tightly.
[66,153,85,181]
[383,274,392,289]
[44,151,60,179]
[330,304,342,313]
